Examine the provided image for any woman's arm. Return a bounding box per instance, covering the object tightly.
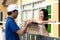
[37,19,56,24]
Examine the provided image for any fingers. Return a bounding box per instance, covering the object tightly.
[49,19,56,22]
[26,19,32,25]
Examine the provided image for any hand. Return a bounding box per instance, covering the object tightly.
[43,32,49,36]
[25,20,32,27]
[48,19,56,23]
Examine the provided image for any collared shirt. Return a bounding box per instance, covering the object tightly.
[5,16,20,40]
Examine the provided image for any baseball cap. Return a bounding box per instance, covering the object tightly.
[7,4,18,12]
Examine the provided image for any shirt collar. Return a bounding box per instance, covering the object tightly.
[8,16,15,21]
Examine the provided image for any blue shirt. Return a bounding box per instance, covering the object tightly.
[5,16,20,40]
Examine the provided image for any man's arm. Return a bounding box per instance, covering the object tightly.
[16,24,28,36]
[16,20,31,36]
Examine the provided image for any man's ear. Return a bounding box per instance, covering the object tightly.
[12,11,14,14]
[10,12,14,16]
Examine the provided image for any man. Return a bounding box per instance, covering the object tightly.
[5,4,30,40]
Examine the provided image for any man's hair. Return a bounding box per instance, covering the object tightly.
[7,10,18,15]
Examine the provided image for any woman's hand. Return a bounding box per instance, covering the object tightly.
[48,19,56,23]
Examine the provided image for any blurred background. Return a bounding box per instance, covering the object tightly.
[0,0,59,40]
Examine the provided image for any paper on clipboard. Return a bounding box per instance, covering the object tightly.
[26,22,41,34]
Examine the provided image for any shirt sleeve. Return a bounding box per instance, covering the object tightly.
[9,20,20,33]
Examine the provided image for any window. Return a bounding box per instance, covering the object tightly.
[26,10,33,19]
[47,24,51,33]
[0,12,3,25]
[22,11,27,21]
[33,2,40,8]
[0,23,2,25]
[0,12,3,21]
[33,9,39,18]
[23,4,32,10]
[22,1,52,33]
[47,5,51,14]
[46,5,51,33]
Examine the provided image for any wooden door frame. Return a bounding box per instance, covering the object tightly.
[58,0,60,37]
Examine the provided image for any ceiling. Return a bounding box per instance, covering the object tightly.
[0,0,3,4]
[0,0,16,6]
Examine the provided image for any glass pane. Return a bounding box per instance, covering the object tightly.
[47,5,51,33]
[23,4,32,10]
[22,11,27,21]
[47,5,51,14]
[0,12,3,21]
[34,9,39,19]
[27,10,32,19]
[33,2,39,8]
[48,15,51,18]
[0,23,2,25]
[48,24,51,33]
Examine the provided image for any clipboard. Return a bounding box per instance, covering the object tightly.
[27,22,40,34]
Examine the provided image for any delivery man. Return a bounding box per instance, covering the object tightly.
[5,4,31,40]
